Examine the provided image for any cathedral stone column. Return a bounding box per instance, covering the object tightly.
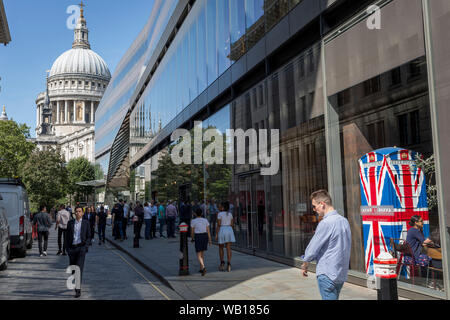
[39,104,43,127]
[36,105,40,127]
[90,101,94,123]
[82,101,86,123]
[56,101,60,124]
[65,100,68,124]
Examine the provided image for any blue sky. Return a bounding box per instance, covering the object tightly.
[0,0,155,137]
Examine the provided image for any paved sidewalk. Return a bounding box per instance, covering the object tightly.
[104,223,387,300]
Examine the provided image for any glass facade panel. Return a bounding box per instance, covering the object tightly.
[217,0,231,75]
[206,0,218,86]
[324,0,444,294]
[245,0,265,50]
[230,0,246,62]
[197,4,208,93]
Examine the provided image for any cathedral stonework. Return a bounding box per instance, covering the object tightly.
[34,3,111,163]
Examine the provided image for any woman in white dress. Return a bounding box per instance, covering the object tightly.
[215,201,235,272]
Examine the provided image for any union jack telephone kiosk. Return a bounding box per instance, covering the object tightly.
[359,147,429,275]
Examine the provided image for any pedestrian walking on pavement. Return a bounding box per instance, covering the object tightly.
[158,201,166,238]
[84,206,96,244]
[150,200,158,239]
[33,205,52,257]
[96,206,107,245]
[166,201,177,238]
[121,200,129,240]
[133,201,144,247]
[66,206,91,298]
[143,202,152,240]
[300,190,351,301]
[55,204,70,255]
[111,203,124,241]
[216,201,235,272]
[191,208,212,276]
[209,199,219,237]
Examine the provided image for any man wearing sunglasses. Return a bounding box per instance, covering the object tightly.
[300,190,351,300]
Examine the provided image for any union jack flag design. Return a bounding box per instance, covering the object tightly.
[359,147,429,275]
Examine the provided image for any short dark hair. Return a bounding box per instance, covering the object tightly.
[310,190,332,206]
[221,201,229,212]
[39,205,46,212]
[409,215,423,227]
[75,206,83,212]
[195,208,203,217]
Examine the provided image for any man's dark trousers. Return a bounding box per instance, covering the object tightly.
[68,245,87,282]
[122,218,128,239]
[98,223,106,242]
[151,216,156,238]
[38,231,49,254]
[57,228,67,254]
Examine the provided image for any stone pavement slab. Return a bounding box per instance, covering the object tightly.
[104,223,403,300]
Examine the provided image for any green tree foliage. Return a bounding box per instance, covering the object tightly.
[0,120,35,178]
[22,149,68,209]
[415,154,437,211]
[66,157,96,202]
[152,126,232,203]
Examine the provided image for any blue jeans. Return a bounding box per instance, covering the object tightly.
[144,219,152,239]
[114,220,123,239]
[317,274,344,300]
[159,218,165,236]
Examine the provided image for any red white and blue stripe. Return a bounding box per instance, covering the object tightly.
[359,148,429,275]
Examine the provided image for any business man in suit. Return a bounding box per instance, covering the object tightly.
[66,206,91,298]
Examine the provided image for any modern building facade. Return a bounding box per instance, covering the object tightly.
[35,4,111,163]
[96,0,450,299]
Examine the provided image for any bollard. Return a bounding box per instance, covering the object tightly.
[179,223,189,276]
[373,252,398,300]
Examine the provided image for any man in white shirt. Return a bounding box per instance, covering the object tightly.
[55,204,70,256]
[144,202,152,240]
[150,201,158,239]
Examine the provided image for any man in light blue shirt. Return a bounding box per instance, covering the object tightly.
[301,190,351,300]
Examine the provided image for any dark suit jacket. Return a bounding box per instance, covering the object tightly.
[65,219,91,250]
[83,212,96,226]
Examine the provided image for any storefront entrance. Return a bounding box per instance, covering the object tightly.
[236,173,267,252]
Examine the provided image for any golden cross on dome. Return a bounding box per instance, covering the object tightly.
[79,1,85,17]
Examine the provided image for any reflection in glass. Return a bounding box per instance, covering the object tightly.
[217,0,231,74]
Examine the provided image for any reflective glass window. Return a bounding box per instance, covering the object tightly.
[230,0,247,62]
[206,0,218,85]
[189,21,199,102]
[197,3,208,93]
[217,0,231,75]
[245,0,265,50]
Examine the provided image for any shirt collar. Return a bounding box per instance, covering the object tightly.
[323,210,338,220]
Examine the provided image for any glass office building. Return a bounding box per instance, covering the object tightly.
[96,0,450,299]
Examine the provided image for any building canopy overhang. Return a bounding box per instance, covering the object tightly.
[76,179,106,188]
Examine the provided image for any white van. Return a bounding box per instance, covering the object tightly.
[0,179,33,257]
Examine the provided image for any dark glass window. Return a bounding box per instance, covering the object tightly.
[398,110,420,146]
[363,76,381,96]
[367,121,385,149]
[337,89,351,107]
[408,59,422,79]
[298,57,305,79]
[390,67,402,86]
